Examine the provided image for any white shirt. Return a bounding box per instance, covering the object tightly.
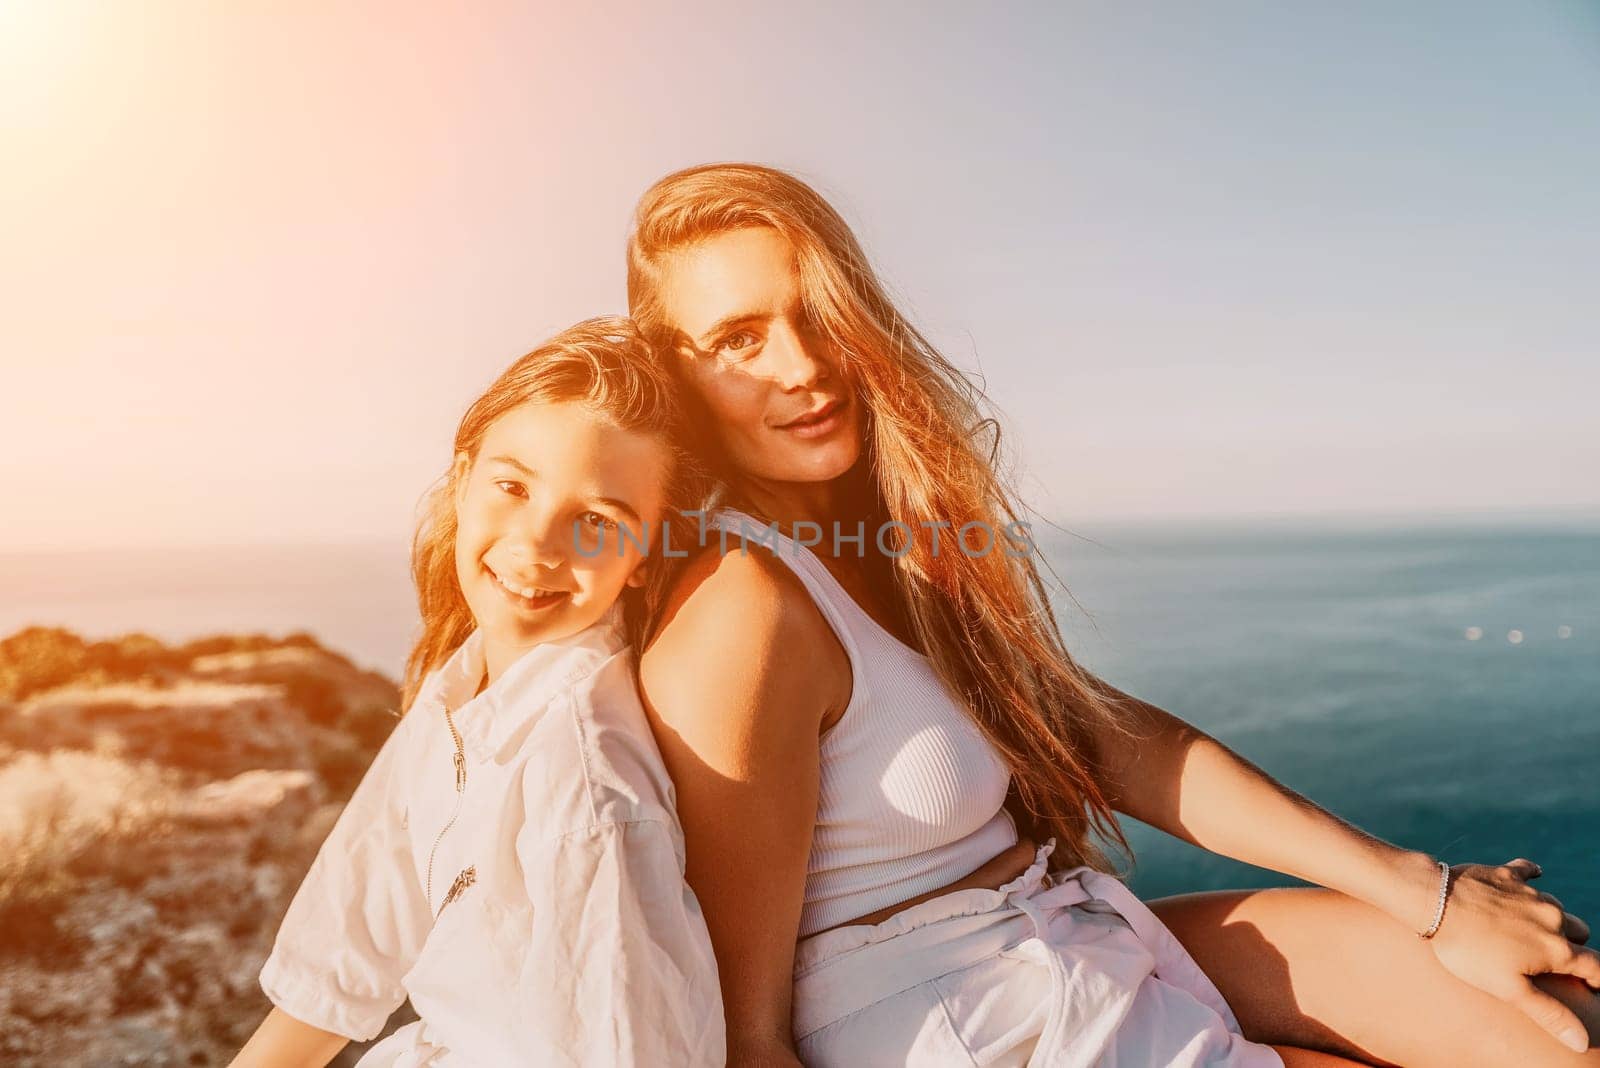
[258,605,726,1067]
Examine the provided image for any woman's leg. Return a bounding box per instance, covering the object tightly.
[1148,886,1600,1068]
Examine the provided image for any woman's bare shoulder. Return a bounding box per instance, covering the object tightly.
[639,542,846,735]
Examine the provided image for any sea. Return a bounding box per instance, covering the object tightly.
[2,519,1596,922]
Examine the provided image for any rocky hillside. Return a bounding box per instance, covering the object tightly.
[0,626,418,1067]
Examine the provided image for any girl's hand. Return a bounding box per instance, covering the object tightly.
[1423,858,1600,1053]
[228,1007,349,1068]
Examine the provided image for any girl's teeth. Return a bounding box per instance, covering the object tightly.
[491,568,560,601]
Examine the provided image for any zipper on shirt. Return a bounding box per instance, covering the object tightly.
[425,703,468,917]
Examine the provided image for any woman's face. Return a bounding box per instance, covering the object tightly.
[655,226,862,486]
[452,400,667,663]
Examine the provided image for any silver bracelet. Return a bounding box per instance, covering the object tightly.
[1417,860,1453,939]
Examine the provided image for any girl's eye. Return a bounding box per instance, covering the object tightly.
[580,511,617,532]
[494,480,527,499]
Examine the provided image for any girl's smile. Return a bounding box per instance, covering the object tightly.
[484,564,570,611]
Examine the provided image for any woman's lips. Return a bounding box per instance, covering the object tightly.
[776,397,847,440]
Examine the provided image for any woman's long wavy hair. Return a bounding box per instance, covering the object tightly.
[627,163,1141,876]
[400,316,707,711]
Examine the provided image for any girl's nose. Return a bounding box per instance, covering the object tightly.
[505,517,568,571]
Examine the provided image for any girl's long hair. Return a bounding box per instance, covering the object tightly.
[401,316,706,710]
[627,163,1140,876]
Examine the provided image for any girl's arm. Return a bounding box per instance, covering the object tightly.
[638,546,849,1066]
[228,1006,349,1068]
[1088,684,1600,1048]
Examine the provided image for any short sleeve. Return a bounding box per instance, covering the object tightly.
[514,818,727,1066]
[258,709,433,1041]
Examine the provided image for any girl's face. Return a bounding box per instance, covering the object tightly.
[656,226,862,487]
[452,400,668,669]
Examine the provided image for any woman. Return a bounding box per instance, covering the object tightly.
[624,163,1600,1066]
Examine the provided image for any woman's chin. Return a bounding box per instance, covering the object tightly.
[764,442,862,486]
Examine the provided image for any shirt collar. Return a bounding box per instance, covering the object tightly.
[416,602,628,763]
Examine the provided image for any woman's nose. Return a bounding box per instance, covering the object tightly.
[766,321,830,391]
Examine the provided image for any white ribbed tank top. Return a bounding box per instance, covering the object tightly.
[706,508,1019,937]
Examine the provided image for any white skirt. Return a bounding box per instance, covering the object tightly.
[792,841,1286,1067]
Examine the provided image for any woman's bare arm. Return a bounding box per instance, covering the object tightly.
[638,546,849,1065]
[228,1006,349,1068]
[1087,687,1435,919]
[1087,683,1600,1050]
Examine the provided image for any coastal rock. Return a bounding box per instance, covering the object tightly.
[0,626,412,1067]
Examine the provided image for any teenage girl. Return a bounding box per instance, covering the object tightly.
[231,317,724,1067]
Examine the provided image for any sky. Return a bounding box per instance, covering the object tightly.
[3,1,1598,552]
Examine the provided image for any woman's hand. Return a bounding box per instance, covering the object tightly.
[1421,857,1600,1053]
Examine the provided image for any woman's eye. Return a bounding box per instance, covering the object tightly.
[580,511,617,532]
[494,480,527,499]
[717,331,759,356]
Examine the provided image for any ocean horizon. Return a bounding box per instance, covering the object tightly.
[3,516,1595,922]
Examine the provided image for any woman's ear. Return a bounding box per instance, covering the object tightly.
[624,553,650,589]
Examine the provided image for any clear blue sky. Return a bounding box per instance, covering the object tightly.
[3,1,1597,550]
